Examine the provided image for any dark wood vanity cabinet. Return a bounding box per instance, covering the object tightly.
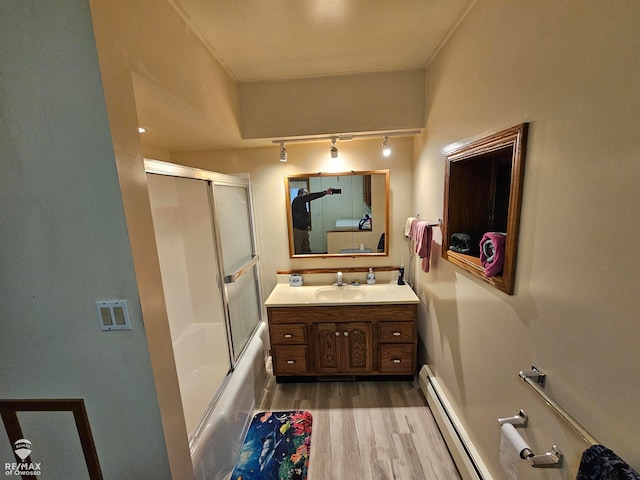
[267,304,417,379]
[315,322,372,374]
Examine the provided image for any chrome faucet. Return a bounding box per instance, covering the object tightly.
[336,271,343,286]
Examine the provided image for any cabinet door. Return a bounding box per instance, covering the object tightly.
[316,323,340,373]
[342,322,372,373]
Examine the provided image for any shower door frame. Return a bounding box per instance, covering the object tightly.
[144,158,263,370]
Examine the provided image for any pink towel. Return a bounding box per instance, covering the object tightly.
[408,218,420,239]
[480,232,506,277]
[412,220,433,273]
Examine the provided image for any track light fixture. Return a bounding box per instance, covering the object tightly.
[382,136,391,157]
[271,129,421,161]
[330,137,338,159]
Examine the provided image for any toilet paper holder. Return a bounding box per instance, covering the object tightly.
[498,409,528,427]
[524,445,564,468]
[498,410,564,468]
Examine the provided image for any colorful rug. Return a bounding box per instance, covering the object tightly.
[231,411,312,480]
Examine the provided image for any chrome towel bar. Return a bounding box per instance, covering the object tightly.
[519,365,600,446]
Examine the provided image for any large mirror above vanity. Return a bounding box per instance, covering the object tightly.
[285,170,389,257]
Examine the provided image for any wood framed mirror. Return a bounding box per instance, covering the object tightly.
[442,124,528,294]
[285,170,390,258]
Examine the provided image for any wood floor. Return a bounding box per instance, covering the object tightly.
[256,376,462,480]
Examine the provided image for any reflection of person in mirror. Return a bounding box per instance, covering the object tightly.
[292,188,336,254]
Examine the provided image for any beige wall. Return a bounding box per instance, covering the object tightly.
[171,136,415,298]
[415,1,640,478]
[240,69,426,139]
[93,0,242,144]
[89,0,196,477]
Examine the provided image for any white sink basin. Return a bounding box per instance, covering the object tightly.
[314,285,366,301]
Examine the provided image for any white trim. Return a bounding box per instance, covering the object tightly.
[419,365,493,480]
[144,158,249,186]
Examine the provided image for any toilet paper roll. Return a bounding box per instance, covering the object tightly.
[499,423,531,480]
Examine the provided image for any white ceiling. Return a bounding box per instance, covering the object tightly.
[137,0,475,151]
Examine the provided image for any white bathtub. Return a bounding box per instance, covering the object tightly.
[190,321,269,480]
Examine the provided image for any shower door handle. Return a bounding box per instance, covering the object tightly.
[223,256,259,284]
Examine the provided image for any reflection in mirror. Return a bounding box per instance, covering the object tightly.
[285,170,389,257]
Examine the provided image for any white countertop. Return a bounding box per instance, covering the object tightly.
[264,282,420,307]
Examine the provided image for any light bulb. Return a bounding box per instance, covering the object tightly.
[330,137,338,158]
[382,136,391,157]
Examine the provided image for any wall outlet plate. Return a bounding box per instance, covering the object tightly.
[95,300,132,331]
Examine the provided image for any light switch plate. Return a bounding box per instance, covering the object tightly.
[95,300,132,331]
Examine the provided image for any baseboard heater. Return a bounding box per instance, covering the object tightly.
[419,366,493,480]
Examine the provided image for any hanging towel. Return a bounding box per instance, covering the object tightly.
[404,217,417,237]
[413,220,433,273]
[576,444,640,480]
[409,218,420,239]
[480,232,506,277]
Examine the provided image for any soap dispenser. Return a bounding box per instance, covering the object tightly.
[367,268,376,285]
[397,258,406,285]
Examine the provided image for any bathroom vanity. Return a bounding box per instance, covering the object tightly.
[264,282,419,380]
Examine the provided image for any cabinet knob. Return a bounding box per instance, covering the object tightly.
[343,331,349,336]
[393,332,401,336]
[284,334,293,338]
[334,331,340,336]
[286,360,296,364]
[393,359,401,364]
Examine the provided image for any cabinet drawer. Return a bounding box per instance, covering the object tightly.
[378,322,415,343]
[270,324,307,345]
[272,346,308,375]
[378,344,415,373]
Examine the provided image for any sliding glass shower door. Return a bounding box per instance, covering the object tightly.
[212,182,262,361]
[145,160,261,436]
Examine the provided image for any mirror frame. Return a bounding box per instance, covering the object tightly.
[285,170,390,258]
[442,124,528,294]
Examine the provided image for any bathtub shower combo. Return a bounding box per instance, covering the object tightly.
[146,160,266,479]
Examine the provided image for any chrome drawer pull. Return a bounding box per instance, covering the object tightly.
[284,334,293,338]
[393,332,401,336]
[393,359,401,364]
[335,331,340,336]
[344,331,349,336]
[286,360,296,364]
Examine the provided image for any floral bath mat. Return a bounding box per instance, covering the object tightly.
[231,410,312,480]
